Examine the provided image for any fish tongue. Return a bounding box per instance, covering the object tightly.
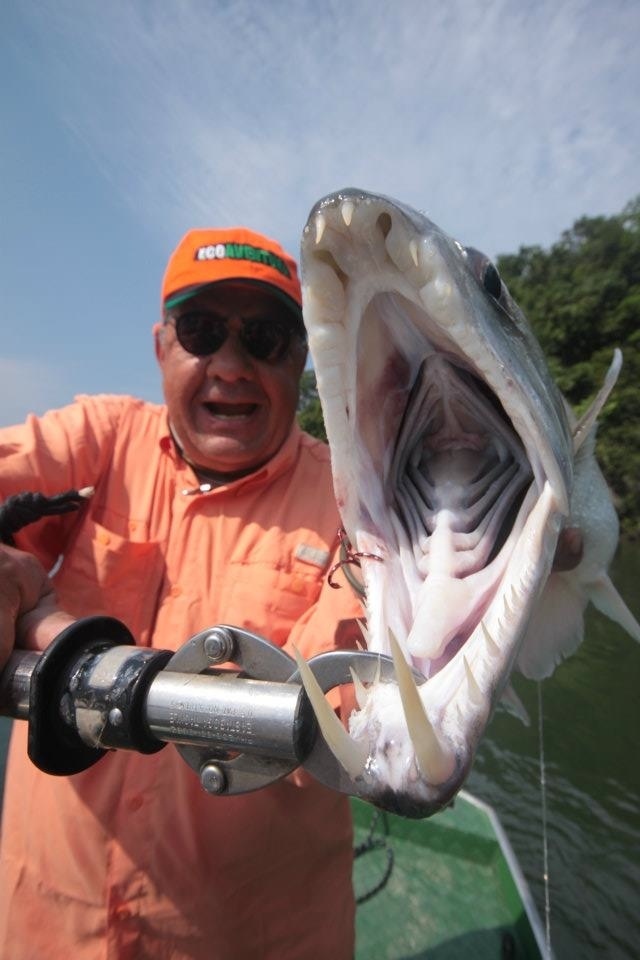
[405,506,478,660]
[406,575,477,660]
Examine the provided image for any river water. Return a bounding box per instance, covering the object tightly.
[468,542,640,958]
[0,545,638,957]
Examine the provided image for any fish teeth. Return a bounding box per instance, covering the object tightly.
[315,214,326,244]
[501,585,522,625]
[463,656,483,708]
[409,239,419,267]
[419,276,458,330]
[349,666,368,710]
[357,618,371,645]
[293,648,367,779]
[503,592,514,622]
[372,655,381,687]
[481,620,500,659]
[341,200,355,227]
[388,630,454,785]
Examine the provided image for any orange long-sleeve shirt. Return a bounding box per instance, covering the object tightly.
[0,395,362,960]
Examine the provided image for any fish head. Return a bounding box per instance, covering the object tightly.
[300,188,575,817]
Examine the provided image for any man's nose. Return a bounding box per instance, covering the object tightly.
[205,329,253,378]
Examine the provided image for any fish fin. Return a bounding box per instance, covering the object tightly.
[572,349,622,454]
[518,569,640,681]
[499,685,530,726]
[589,574,640,642]
[517,573,586,680]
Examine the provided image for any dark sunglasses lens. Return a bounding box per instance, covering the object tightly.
[174,313,227,356]
[240,318,293,362]
[171,311,299,362]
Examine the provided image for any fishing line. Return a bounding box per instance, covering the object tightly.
[353,809,395,905]
[537,680,553,958]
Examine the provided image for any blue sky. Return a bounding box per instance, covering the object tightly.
[2,0,638,425]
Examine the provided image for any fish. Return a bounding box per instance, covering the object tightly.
[298,187,640,818]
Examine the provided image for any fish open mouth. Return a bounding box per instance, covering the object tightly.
[377,330,533,672]
[300,189,574,816]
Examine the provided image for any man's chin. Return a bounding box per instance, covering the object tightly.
[182,437,268,482]
[170,419,258,476]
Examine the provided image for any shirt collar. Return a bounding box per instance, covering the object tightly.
[158,412,302,494]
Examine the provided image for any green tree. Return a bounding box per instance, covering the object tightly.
[497,198,640,536]
[297,369,326,442]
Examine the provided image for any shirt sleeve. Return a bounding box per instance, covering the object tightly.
[0,395,121,566]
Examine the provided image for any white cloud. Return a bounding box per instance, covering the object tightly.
[9,0,640,257]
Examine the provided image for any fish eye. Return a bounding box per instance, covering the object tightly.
[460,246,508,310]
[483,263,502,299]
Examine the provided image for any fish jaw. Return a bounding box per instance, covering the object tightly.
[346,480,562,817]
[300,188,572,817]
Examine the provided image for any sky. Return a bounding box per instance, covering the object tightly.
[1,0,638,425]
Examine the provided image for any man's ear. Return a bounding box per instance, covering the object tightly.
[153,322,165,364]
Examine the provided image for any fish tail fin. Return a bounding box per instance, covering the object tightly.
[589,574,640,642]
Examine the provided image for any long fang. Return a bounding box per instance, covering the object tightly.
[293,648,367,779]
[389,631,454,784]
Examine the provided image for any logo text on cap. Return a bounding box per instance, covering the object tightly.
[194,243,291,278]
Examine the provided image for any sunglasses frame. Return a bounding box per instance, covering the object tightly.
[165,309,306,364]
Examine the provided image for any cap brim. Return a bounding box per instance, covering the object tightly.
[164,279,303,325]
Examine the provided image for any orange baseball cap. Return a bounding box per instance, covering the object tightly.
[162,227,302,319]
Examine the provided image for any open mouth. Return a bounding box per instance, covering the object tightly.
[381,337,533,673]
[202,401,258,419]
[298,189,573,816]
[343,284,560,691]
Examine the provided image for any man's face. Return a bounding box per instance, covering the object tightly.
[154,282,307,479]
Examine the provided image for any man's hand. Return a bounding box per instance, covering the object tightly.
[0,544,75,670]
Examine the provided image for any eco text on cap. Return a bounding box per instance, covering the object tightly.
[194,243,292,278]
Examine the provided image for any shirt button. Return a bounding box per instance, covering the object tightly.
[98,530,111,545]
[170,585,182,597]
[128,795,144,812]
[128,521,137,533]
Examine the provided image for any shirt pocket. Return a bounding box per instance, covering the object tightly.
[55,517,164,645]
[223,563,324,647]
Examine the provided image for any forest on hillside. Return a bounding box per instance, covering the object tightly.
[297,198,640,537]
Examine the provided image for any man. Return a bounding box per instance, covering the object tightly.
[0,228,362,959]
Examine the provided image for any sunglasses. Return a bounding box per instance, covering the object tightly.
[166,310,304,363]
